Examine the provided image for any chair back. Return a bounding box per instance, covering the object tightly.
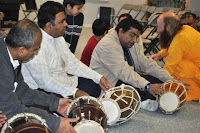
[24,0,37,10]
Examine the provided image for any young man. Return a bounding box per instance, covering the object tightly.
[63,0,85,53]
[80,19,108,66]
[0,19,78,133]
[180,12,200,32]
[22,1,112,98]
[151,12,200,102]
[90,18,173,110]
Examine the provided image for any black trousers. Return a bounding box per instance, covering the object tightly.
[77,77,101,98]
[116,75,163,101]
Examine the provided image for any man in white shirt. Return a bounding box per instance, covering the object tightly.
[22,1,113,98]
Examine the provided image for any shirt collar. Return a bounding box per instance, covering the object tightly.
[7,47,20,69]
[41,29,54,40]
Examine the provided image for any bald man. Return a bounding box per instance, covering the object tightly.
[151,12,200,102]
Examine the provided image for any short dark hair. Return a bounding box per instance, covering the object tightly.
[180,12,197,20]
[38,1,65,29]
[115,18,142,33]
[118,13,133,22]
[5,19,40,49]
[63,0,85,8]
[92,19,108,36]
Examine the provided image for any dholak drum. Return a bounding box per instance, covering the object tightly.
[65,96,107,133]
[99,84,141,126]
[1,113,51,133]
[158,80,187,114]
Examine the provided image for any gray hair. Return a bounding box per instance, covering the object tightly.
[5,19,40,49]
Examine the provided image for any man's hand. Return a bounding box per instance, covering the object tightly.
[99,76,113,91]
[148,84,164,97]
[0,111,6,128]
[150,53,161,61]
[57,98,73,116]
[56,117,79,133]
[75,90,90,98]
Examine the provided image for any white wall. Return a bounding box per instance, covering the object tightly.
[188,0,200,12]
[19,0,147,27]
[83,0,147,27]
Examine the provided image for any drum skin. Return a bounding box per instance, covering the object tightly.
[74,120,105,133]
[164,82,187,107]
[158,80,187,114]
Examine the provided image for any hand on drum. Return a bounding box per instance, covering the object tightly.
[0,111,6,127]
[99,76,113,91]
[57,117,79,133]
[149,84,164,97]
[57,98,73,116]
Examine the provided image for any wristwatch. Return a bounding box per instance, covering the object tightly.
[145,83,151,90]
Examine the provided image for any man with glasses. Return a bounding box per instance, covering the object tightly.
[180,12,200,32]
[90,18,173,111]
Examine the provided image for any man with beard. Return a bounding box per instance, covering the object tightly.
[151,12,200,102]
[90,18,173,111]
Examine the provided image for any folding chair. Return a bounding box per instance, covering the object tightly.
[141,14,161,55]
[112,4,141,26]
[134,5,149,21]
[21,0,38,21]
[163,7,180,13]
[139,6,157,24]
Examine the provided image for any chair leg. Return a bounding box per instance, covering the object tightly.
[24,12,31,19]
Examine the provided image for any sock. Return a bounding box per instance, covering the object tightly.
[141,99,158,111]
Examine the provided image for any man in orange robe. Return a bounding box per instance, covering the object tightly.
[151,12,200,102]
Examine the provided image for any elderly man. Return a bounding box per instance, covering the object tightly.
[0,19,79,133]
[90,18,173,110]
[22,1,113,98]
[151,12,200,102]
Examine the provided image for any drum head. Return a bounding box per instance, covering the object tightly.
[75,120,105,133]
[100,98,120,125]
[159,92,180,113]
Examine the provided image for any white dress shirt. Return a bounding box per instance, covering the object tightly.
[22,29,102,97]
[7,47,19,69]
